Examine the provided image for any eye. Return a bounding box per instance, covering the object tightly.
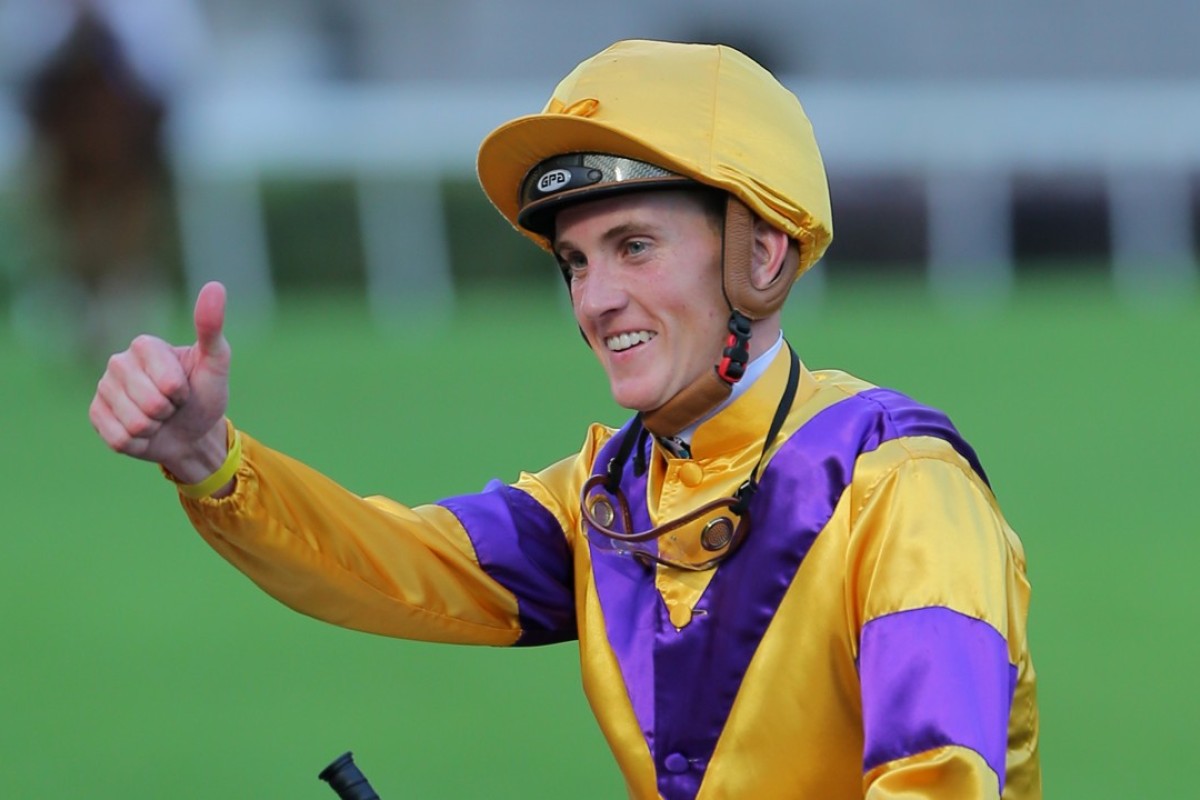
[557,251,587,278]
[624,239,649,257]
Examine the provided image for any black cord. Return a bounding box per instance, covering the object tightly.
[731,344,799,515]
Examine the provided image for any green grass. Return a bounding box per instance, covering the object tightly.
[2,275,1197,797]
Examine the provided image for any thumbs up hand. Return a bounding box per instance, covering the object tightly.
[89,282,234,484]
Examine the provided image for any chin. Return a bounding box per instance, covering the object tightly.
[609,385,667,414]
[607,382,649,411]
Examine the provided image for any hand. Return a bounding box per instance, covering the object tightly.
[89,281,232,483]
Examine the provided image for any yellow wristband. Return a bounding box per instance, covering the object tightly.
[178,427,243,499]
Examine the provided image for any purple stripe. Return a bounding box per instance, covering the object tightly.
[860,606,1017,787]
[587,387,985,800]
[438,481,575,646]
[858,388,989,488]
[647,406,857,800]
[585,420,660,756]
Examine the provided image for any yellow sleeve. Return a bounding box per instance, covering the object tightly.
[865,746,1001,799]
[847,437,1038,799]
[179,432,543,646]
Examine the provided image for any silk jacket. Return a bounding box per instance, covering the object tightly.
[180,347,1041,799]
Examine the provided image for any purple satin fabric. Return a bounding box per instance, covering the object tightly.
[860,606,1017,788]
[438,481,576,645]
[586,388,989,800]
[583,419,661,757]
[857,387,989,488]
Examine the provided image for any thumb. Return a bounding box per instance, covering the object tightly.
[193,281,228,363]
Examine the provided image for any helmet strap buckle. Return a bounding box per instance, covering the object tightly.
[716,311,752,385]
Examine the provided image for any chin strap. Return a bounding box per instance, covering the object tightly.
[641,310,751,437]
[642,195,797,438]
[717,311,753,384]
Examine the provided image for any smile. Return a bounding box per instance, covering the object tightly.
[605,331,656,352]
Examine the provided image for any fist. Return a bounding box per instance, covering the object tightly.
[89,281,232,482]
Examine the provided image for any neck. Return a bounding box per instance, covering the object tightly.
[746,314,782,361]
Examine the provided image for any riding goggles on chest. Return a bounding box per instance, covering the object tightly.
[581,345,800,571]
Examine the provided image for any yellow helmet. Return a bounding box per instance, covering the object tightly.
[476,39,833,275]
[476,40,833,436]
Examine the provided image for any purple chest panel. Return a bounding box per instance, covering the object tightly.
[586,389,983,800]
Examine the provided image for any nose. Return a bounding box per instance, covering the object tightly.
[572,260,628,322]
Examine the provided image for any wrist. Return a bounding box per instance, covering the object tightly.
[163,419,237,491]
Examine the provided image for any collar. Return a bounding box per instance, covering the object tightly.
[678,336,816,462]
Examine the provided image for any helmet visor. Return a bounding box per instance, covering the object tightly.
[517,153,694,237]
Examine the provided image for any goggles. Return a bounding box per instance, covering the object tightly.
[582,469,755,572]
[581,345,800,571]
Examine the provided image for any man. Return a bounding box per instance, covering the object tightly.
[89,40,1041,798]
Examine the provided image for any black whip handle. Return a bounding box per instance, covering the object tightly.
[319,751,381,800]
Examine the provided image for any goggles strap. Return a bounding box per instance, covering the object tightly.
[730,343,799,515]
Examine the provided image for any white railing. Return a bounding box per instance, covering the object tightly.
[3,78,1198,318]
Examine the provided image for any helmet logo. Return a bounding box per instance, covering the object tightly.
[536,169,573,195]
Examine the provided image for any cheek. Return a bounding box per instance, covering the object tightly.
[568,283,587,322]
[692,298,731,356]
[694,277,730,327]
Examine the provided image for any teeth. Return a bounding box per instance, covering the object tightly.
[606,331,654,352]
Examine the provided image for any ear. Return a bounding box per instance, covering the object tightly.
[750,218,793,291]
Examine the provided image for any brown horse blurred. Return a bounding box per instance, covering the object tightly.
[22,7,170,355]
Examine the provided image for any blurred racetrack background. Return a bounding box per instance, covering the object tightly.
[1,2,1197,797]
